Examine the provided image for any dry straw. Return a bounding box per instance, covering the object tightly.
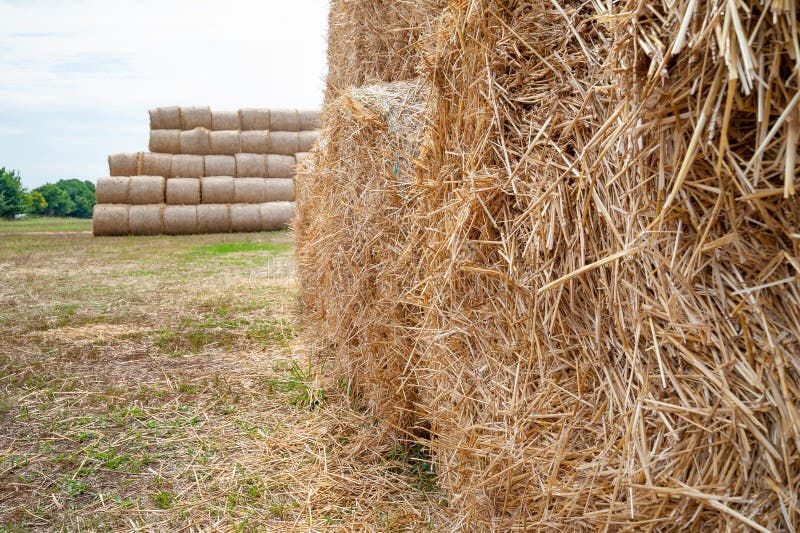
[180,128,211,156]
[240,131,269,154]
[235,154,267,178]
[171,155,204,179]
[268,132,299,156]
[108,153,140,177]
[96,176,130,204]
[140,153,172,178]
[197,204,231,233]
[203,155,236,177]
[92,204,129,236]
[166,178,201,205]
[270,109,300,132]
[231,204,262,233]
[181,106,212,130]
[209,131,240,155]
[149,130,181,154]
[201,177,235,204]
[211,110,240,131]
[128,204,162,235]
[265,178,295,202]
[261,201,294,231]
[129,176,165,205]
[149,106,181,130]
[163,205,198,235]
[239,108,270,131]
[266,155,296,179]
[233,178,268,204]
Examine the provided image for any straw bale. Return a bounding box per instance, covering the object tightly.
[209,131,240,155]
[171,155,204,178]
[201,176,235,204]
[181,106,212,130]
[265,178,294,202]
[108,153,140,176]
[266,155,296,179]
[95,176,130,204]
[240,130,269,154]
[203,155,236,177]
[92,204,129,236]
[163,205,197,235]
[149,106,181,130]
[197,204,230,234]
[239,108,270,130]
[180,128,211,155]
[294,152,310,164]
[211,110,240,131]
[268,132,298,156]
[149,129,181,154]
[298,110,320,131]
[166,178,200,205]
[129,176,165,205]
[297,130,320,152]
[235,154,267,178]
[234,178,267,204]
[128,204,162,235]
[140,153,172,177]
[260,201,293,231]
[230,204,262,233]
[270,109,299,132]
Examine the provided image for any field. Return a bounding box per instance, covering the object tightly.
[0,223,444,531]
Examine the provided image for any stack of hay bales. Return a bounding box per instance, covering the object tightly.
[296,0,800,530]
[93,106,319,236]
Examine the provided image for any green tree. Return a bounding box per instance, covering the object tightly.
[0,167,26,219]
[26,190,48,215]
[55,179,95,218]
[34,183,74,217]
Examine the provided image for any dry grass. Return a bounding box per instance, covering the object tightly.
[0,231,445,531]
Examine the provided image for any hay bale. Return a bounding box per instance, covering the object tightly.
[240,130,269,154]
[181,106,211,130]
[95,176,130,204]
[298,110,320,131]
[149,106,181,130]
[211,110,240,131]
[108,153,140,176]
[149,130,181,154]
[130,176,165,205]
[235,154,267,178]
[180,128,211,155]
[197,204,230,234]
[209,131,240,155]
[230,204,262,233]
[92,204,129,236]
[297,130,320,152]
[163,205,197,235]
[261,201,293,231]
[166,178,200,205]
[268,132,298,156]
[294,152,311,164]
[269,109,299,131]
[171,155,204,178]
[239,108,270,130]
[129,204,162,235]
[233,178,267,203]
[204,155,236,177]
[265,178,294,202]
[201,176,235,204]
[140,153,172,177]
[266,155,296,179]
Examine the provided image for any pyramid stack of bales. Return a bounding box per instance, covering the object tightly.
[296,0,800,530]
[93,106,319,236]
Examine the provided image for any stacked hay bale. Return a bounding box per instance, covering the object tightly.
[93,106,319,236]
[296,0,800,530]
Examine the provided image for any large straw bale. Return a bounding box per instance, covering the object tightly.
[268,132,298,156]
[209,130,240,155]
[240,130,269,154]
[265,178,294,202]
[239,108,270,130]
[261,201,293,231]
[129,176,165,205]
[234,178,268,203]
[269,109,299,132]
[149,106,181,130]
[128,204,162,235]
[235,154,267,178]
[95,176,130,204]
[197,204,230,234]
[230,204,262,233]
[181,106,211,130]
[149,130,181,154]
[180,128,211,155]
[266,155,296,179]
[201,177,235,204]
[297,130,320,152]
[163,205,197,235]
[203,155,236,177]
[294,152,311,164]
[211,110,240,131]
[298,110,320,131]
[108,153,140,176]
[166,178,200,205]
[171,155,204,178]
[140,153,172,177]
[92,204,129,236]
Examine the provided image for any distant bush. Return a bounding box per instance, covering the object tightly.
[54,179,96,218]
[0,167,26,219]
[34,183,74,217]
[0,168,96,219]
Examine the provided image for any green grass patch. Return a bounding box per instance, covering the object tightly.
[0,216,92,233]
[191,241,292,256]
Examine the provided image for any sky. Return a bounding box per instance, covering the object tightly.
[0,0,329,189]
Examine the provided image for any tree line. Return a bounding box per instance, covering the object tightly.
[0,167,96,220]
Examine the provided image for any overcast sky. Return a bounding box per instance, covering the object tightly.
[0,0,329,189]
